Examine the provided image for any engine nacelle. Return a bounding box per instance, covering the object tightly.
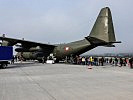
[15,48,29,52]
[17,52,45,60]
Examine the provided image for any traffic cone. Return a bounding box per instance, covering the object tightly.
[88,64,92,69]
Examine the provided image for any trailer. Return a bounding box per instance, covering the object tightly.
[0,46,13,69]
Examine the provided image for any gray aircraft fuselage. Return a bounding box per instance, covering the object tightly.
[53,39,94,59]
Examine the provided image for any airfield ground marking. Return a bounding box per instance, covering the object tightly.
[19,67,57,100]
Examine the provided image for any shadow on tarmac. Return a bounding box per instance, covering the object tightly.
[6,62,40,69]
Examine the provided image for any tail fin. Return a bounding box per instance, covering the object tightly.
[85,7,121,46]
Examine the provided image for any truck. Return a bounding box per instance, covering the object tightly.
[0,46,13,69]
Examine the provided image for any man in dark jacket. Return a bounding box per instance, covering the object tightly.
[129,57,133,69]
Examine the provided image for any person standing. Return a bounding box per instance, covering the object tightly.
[94,57,98,66]
[109,58,112,65]
[124,58,127,66]
[101,57,104,66]
[115,57,118,66]
[11,56,15,64]
[129,57,133,69]
[82,57,85,65]
[119,58,123,67]
[90,56,93,66]
[15,55,18,62]
[42,56,45,64]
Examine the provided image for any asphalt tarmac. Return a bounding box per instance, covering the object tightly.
[0,62,133,100]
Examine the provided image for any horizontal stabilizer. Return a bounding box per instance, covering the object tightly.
[85,36,121,46]
[108,41,122,44]
[104,45,115,47]
[85,36,106,45]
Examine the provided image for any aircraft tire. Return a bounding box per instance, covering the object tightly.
[38,60,42,63]
[55,59,59,63]
[1,64,7,69]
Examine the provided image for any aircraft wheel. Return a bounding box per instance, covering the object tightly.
[38,60,42,63]
[55,59,59,63]
[1,64,7,69]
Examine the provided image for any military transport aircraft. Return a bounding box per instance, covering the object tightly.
[0,7,121,62]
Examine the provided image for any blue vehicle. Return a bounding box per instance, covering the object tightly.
[0,46,13,69]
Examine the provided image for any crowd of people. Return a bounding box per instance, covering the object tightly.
[11,54,133,69]
[66,56,133,69]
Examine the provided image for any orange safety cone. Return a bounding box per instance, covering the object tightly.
[88,64,92,69]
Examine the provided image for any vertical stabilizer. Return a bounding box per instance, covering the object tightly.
[89,7,116,43]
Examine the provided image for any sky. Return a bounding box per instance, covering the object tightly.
[0,0,132,54]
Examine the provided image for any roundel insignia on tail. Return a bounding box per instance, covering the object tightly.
[65,47,70,51]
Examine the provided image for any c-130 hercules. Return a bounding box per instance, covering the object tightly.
[0,7,121,62]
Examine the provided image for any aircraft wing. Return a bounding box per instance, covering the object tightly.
[0,36,56,48]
